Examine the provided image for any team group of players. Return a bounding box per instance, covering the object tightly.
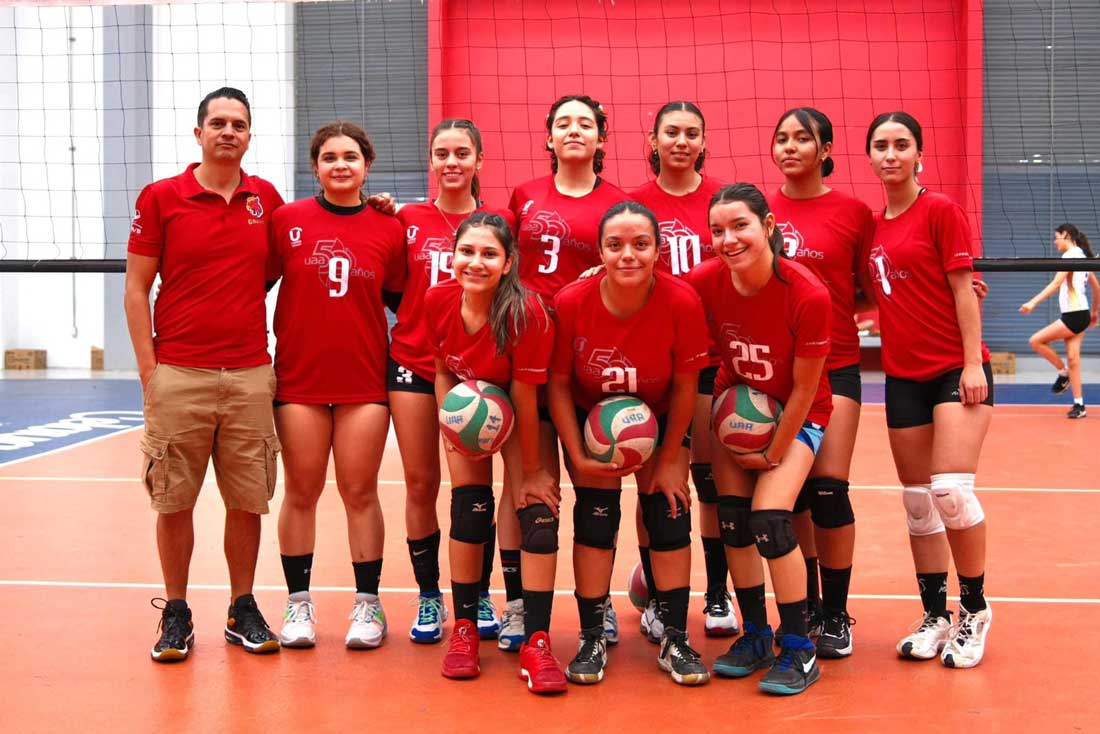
[128,88,994,696]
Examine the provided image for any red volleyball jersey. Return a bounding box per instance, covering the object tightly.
[424,279,555,388]
[770,188,875,371]
[551,272,710,415]
[389,202,516,382]
[685,258,833,427]
[127,163,284,368]
[509,176,629,299]
[630,176,724,276]
[868,191,990,380]
[267,197,405,404]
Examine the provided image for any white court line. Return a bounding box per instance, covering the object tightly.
[0,425,144,470]
[0,579,1096,604]
[0,475,1097,494]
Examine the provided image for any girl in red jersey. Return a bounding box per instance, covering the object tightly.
[426,213,566,694]
[767,107,876,657]
[631,101,736,641]
[865,111,993,669]
[685,183,833,696]
[267,121,405,649]
[389,119,510,645]
[550,200,711,687]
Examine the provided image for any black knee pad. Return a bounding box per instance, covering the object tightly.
[690,463,718,504]
[572,486,622,550]
[793,481,814,514]
[808,477,855,529]
[517,503,559,554]
[449,484,495,544]
[638,493,691,551]
[749,509,799,559]
[716,495,753,548]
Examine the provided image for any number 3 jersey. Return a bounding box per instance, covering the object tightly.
[551,271,710,415]
[684,257,833,427]
[267,196,405,404]
[509,175,629,300]
[389,202,516,382]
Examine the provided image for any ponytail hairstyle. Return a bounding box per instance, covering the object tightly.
[709,183,787,281]
[429,118,484,202]
[865,110,924,154]
[546,94,609,174]
[773,106,835,177]
[649,100,707,174]
[1056,223,1095,258]
[598,200,661,247]
[453,212,546,355]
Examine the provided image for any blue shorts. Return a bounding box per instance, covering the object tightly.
[795,421,825,455]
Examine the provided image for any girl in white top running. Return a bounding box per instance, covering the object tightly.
[1019,223,1099,418]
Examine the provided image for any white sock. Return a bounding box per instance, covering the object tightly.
[1058,368,1069,377]
[1075,398,1084,406]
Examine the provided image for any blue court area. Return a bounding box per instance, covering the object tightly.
[860,381,1090,405]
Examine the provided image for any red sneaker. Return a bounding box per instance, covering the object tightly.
[518,631,567,694]
[441,619,480,679]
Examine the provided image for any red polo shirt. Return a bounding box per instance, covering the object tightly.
[128,163,284,368]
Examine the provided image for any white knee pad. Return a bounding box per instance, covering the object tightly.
[931,473,985,530]
[902,485,945,536]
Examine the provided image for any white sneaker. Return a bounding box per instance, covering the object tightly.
[941,603,992,669]
[409,593,448,644]
[477,592,501,639]
[640,599,664,644]
[896,611,953,659]
[703,589,740,637]
[279,592,316,648]
[603,598,619,646]
[498,598,525,652]
[346,593,387,649]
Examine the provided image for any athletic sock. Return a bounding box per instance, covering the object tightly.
[701,536,729,592]
[352,559,382,595]
[734,584,768,630]
[805,556,821,606]
[639,545,657,603]
[1059,368,1069,376]
[958,573,987,612]
[777,599,809,638]
[281,553,313,594]
[576,593,606,631]
[916,571,949,618]
[657,586,690,631]
[523,589,553,640]
[479,524,496,592]
[820,564,853,613]
[1075,397,1085,406]
[500,549,522,602]
[407,531,441,595]
[452,580,480,623]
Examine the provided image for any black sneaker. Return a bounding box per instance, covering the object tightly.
[816,610,856,658]
[703,589,740,637]
[1067,403,1087,419]
[151,598,195,662]
[713,621,775,678]
[759,634,820,695]
[225,594,280,654]
[658,628,710,685]
[565,626,607,684]
[776,603,823,642]
[1052,373,1070,394]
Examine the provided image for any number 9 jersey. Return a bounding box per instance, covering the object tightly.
[268,196,406,404]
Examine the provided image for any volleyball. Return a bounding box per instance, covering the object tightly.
[583,395,658,467]
[627,562,649,612]
[438,379,515,457]
[712,385,783,455]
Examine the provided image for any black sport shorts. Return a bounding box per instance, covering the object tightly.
[1061,310,1090,335]
[885,362,995,429]
[828,364,862,404]
[387,356,435,395]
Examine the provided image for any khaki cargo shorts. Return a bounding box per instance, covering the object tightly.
[139,363,281,514]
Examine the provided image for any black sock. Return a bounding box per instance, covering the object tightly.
[407,531,441,595]
[917,572,949,617]
[352,559,382,595]
[805,556,820,606]
[734,584,768,630]
[958,573,987,612]
[500,549,522,602]
[657,586,690,632]
[701,536,728,592]
[523,589,554,640]
[576,593,606,631]
[777,599,808,638]
[820,565,852,613]
[280,553,313,594]
[639,546,657,603]
[453,580,480,623]
[479,525,496,593]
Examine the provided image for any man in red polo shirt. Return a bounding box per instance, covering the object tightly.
[125,88,284,661]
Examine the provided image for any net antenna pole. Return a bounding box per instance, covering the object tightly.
[67,5,79,338]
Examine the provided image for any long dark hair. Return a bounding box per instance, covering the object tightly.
[430,118,483,202]
[453,212,547,354]
[649,101,706,174]
[1057,223,1095,258]
[865,110,923,154]
[709,183,787,281]
[546,94,608,174]
[773,106,835,177]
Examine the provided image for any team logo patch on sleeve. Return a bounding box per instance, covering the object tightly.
[245,195,264,219]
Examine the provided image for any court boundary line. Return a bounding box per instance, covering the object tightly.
[0,425,143,469]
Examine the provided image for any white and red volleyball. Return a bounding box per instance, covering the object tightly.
[712,384,782,455]
[583,395,658,466]
[438,379,515,457]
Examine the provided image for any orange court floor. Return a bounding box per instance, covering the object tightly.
[1,403,1096,733]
